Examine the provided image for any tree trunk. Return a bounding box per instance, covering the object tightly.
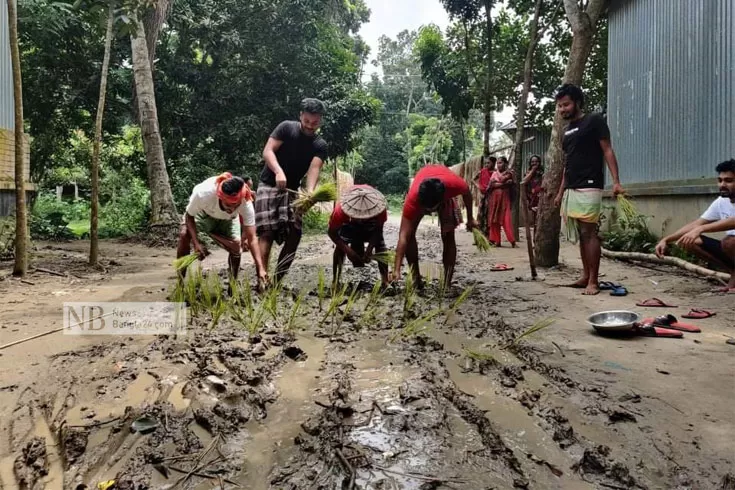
[130,10,178,225]
[90,0,115,266]
[534,0,608,267]
[482,0,493,156]
[132,0,173,120]
[510,0,543,235]
[8,0,27,277]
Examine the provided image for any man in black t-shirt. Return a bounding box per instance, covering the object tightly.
[552,84,624,295]
[255,98,329,283]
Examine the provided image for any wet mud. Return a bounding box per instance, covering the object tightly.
[1,225,733,489]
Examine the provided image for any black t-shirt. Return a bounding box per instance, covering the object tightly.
[259,121,328,190]
[562,113,610,189]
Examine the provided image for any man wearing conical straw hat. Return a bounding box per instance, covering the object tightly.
[328,185,389,287]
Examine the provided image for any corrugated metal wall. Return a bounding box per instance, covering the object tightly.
[521,128,551,173]
[608,0,735,186]
[0,4,14,130]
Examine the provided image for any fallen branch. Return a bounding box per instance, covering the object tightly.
[371,463,466,484]
[335,449,355,490]
[0,311,116,350]
[32,267,66,277]
[167,464,239,486]
[601,249,729,282]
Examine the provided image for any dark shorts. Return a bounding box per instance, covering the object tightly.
[337,222,386,265]
[700,235,735,270]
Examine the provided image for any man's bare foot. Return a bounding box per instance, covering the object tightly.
[582,283,600,295]
[564,278,589,289]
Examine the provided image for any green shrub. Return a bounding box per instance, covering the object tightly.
[385,194,405,214]
[302,209,329,235]
[602,213,658,253]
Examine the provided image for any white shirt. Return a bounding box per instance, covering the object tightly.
[700,196,735,236]
[185,177,255,227]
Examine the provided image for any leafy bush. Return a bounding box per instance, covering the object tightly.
[302,209,329,235]
[385,194,405,214]
[602,213,659,253]
[31,174,150,240]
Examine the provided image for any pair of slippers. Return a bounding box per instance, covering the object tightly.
[599,281,628,296]
[490,263,514,272]
[635,298,716,319]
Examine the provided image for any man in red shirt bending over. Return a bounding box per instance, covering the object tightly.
[393,164,478,287]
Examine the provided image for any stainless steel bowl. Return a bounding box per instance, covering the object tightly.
[586,310,640,332]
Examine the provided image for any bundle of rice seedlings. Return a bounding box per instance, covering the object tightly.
[369,250,396,266]
[173,253,199,272]
[292,183,338,214]
[472,228,492,252]
[616,194,638,221]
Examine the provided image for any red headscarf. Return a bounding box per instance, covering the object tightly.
[215,172,252,206]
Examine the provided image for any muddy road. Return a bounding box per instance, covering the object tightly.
[1,220,734,489]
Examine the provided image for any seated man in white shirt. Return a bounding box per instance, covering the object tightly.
[655,159,735,292]
[177,173,267,287]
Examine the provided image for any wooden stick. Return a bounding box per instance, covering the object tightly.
[0,311,116,350]
[521,185,537,279]
[601,249,730,281]
[32,267,66,277]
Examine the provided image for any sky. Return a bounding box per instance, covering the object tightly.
[358,0,450,79]
[358,0,514,125]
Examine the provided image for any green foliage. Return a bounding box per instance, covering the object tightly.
[602,214,659,254]
[395,114,455,176]
[302,210,330,235]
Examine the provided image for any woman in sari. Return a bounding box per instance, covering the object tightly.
[473,156,496,238]
[522,155,544,229]
[488,156,516,247]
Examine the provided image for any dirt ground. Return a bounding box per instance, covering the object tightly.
[1,217,734,490]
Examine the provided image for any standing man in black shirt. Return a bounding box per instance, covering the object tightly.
[552,84,624,295]
[255,98,329,284]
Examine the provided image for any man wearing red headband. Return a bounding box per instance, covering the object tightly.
[177,173,267,287]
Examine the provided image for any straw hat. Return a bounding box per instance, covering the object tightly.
[340,186,387,220]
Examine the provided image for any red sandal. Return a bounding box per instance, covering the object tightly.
[490,263,514,271]
[682,309,715,319]
[641,315,701,333]
[636,298,677,308]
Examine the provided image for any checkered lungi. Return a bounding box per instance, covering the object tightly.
[254,184,302,245]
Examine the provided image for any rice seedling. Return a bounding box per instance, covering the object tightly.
[360,280,384,327]
[248,301,268,336]
[472,228,492,252]
[402,267,417,319]
[208,299,228,330]
[464,348,495,362]
[390,307,443,343]
[369,250,395,266]
[200,272,222,310]
[228,300,250,331]
[173,252,199,272]
[317,267,326,311]
[286,289,307,331]
[320,282,347,326]
[292,183,338,214]
[616,194,638,221]
[333,286,359,335]
[263,281,283,327]
[184,269,203,317]
[449,285,474,313]
[512,318,556,345]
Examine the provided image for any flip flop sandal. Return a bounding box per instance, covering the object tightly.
[599,281,616,291]
[490,264,514,271]
[636,298,677,308]
[633,323,683,338]
[727,339,735,346]
[682,309,715,319]
[642,315,701,333]
[610,285,628,297]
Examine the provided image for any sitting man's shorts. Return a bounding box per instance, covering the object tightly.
[699,235,735,270]
[337,221,386,266]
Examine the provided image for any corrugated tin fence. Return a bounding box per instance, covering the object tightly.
[608,0,735,186]
[0,3,14,130]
